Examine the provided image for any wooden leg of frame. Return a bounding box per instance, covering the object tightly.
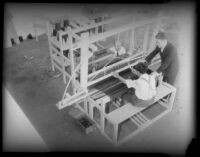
[113,123,118,144]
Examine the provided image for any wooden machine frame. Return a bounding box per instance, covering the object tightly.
[45,12,177,145]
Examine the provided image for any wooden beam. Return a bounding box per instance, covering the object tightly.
[60,14,132,36]
[87,56,142,86]
[58,91,87,109]
[89,53,114,66]
[51,45,71,65]
[73,18,87,27]
[70,21,80,29]
[46,21,54,70]
[129,29,135,54]
[89,18,158,44]
[51,37,60,49]
[80,32,90,89]
[88,52,142,80]
[142,24,151,57]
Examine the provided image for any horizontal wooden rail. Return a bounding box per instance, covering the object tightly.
[60,14,132,36]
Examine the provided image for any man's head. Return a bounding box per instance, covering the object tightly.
[155,31,167,49]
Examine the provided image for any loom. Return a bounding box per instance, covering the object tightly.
[45,11,177,145]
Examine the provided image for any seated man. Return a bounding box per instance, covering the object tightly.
[108,40,126,56]
[112,66,160,107]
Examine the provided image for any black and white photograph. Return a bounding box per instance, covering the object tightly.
[3,1,196,155]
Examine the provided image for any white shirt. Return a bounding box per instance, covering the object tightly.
[125,74,157,100]
[109,46,126,56]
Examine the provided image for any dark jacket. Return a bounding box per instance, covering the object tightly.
[145,42,179,83]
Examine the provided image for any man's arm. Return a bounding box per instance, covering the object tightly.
[112,72,127,84]
[112,72,137,89]
[156,49,174,73]
[145,46,160,64]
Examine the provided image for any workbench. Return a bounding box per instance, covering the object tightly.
[58,61,176,146]
[68,65,176,145]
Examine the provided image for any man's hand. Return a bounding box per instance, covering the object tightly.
[140,58,146,63]
[140,59,150,66]
[151,71,161,77]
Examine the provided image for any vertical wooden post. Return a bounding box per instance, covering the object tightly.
[59,31,67,84]
[84,98,88,114]
[168,89,176,112]
[80,32,90,89]
[90,20,95,37]
[46,21,55,71]
[129,29,135,55]
[88,98,94,120]
[101,15,104,33]
[68,28,75,93]
[89,102,94,119]
[100,96,110,133]
[143,24,150,58]
[113,123,118,144]
[101,101,106,132]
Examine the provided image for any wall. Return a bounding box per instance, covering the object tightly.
[3,88,49,152]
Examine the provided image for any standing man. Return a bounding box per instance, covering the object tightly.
[145,31,179,85]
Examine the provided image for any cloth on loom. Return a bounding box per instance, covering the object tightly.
[132,62,148,74]
[125,73,157,100]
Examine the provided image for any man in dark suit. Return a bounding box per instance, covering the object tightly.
[144,31,179,85]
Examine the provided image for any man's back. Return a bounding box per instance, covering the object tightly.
[159,42,179,78]
[145,41,179,85]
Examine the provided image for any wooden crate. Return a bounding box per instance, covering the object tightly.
[76,115,96,135]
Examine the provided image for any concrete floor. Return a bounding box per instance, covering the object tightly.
[4,3,194,154]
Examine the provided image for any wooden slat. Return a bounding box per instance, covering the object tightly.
[51,44,61,54]
[51,48,71,65]
[52,55,63,65]
[89,44,98,52]
[87,55,142,86]
[51,37,60,48]
[70,21,80,29]
[138,113,149,122]
[132,116,143,126]
[89,18,158,44]
[60,15,132,36]
[53,61,63,72]
[118,109,170,145]
[63,18,158,51]
[73,18,88,27]
[135,114,146,124]
[88,53,141,79]
[58,91,87,109]
[130,117,141,127]
[103,83,174,124]
[106,103,142,124]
